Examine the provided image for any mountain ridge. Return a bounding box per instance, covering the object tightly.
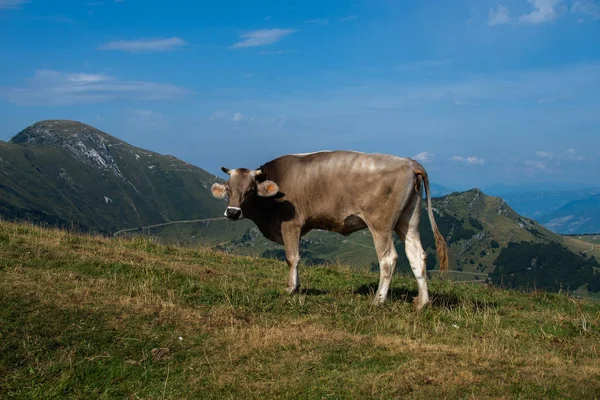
[0,120,226,234]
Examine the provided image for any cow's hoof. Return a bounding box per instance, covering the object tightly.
[286,286,299,294]
[413,296,430,311]
[372,294,386,306]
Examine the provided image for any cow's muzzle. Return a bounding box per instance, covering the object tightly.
[225,207,243,220]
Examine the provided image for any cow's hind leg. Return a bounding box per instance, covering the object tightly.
[395,194,430,310]
[282,224,301,294]
[371,230,398,304]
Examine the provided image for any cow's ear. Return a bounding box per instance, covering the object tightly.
[211,183,227,199]
[257,180,279,197]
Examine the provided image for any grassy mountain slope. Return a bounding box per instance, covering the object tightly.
[0,120,226,234]
[149,189,600,295]
[1,219,599,399]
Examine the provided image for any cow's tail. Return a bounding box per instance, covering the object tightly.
[416,168,449,271]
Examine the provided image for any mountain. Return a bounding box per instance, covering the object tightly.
[497,189,600,220]
[482,182,600,195]
[0,120,226,234]
[539,194,600,234]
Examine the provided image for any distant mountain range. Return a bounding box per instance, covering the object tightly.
[539,194,600,234]
[1,120,599,297]
[493,189,600,234]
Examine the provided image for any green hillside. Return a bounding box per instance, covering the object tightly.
[148,189,600,297]
[0,120,225,235]
[1,220,599,399]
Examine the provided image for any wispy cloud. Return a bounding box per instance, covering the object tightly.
[525,148,586,173]
[537,96,567,104]
[209,110,286,127]
[230,28,297,49]
[488,4,512,26]
[0,0,28,9]
[340,15,358,21]
[519,0,562,24]
[98,37,187,53]
[561,148,585,161]
[572,0,600,19]
[451,156,485,165]
[413,152,434,163]
[4,69,190,106]
[535,151,552,159]
[304,18,329,25]
[525,160,548,171]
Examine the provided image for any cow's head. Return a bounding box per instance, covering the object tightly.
[211,167,279,220]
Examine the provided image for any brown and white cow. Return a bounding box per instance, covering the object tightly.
[211,150,448,309]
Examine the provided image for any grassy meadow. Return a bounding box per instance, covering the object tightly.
[1,219,599,399]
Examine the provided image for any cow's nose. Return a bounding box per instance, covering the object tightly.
[225,207,242,220]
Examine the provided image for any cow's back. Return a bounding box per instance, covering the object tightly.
[261,150,417,227]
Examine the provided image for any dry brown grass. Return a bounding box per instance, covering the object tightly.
[1,220,600,399]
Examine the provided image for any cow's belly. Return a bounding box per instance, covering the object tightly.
[305,214,367,236]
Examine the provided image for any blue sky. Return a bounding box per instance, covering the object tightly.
[0,0,599,190]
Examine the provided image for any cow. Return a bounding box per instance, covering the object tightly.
[210,150,448,309]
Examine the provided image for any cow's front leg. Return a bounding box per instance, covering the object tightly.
[282,224,301,294]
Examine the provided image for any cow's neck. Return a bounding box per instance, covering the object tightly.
[242,197,285,245]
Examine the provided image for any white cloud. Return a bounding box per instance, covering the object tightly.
[209,111,228,121]
[304,18,329,25]
[451,156,485,165]
[519,0,562,24]
[230,29,297,49]
[561,148,585,161]
[209,110,286,127]
[5,69,190,106]
[0,0,28,9]
[413,151,434,163]
[488,4,512,26]
[98,37,187,53]
[525,160,548,171]
[572,0,600,19]
[67,73,111,83]
[535,151,552,159]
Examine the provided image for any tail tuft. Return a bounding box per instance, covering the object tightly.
[416,167,449,272]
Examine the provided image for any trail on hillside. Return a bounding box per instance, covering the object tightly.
[113,217,227,237]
